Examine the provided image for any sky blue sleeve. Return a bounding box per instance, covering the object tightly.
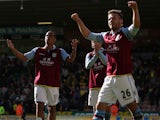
[87,32,104,43]
[60,48,70,61]
[85,53,98,69]
[122,24,139,40]
[24,47,39,60]
[98,49,107,66]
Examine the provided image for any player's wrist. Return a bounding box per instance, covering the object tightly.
[72,47,77,52]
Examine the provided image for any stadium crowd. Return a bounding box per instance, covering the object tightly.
[0,47,160,115]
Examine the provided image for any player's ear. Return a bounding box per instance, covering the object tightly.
[120,19,123,27]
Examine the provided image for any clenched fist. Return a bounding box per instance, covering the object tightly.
[71,13,81,22]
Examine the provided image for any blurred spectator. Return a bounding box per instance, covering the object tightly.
[0,104,5,115]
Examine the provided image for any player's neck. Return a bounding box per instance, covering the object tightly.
[44,44,54,50]
[111,27,121,34]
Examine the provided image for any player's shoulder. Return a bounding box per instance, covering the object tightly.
[101,31,110,36]
[58,47,65,51]
[32,47,39,52]
[58,48,68,54]
[121,27,129,33]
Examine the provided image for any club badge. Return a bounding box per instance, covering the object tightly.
[115,34,122,41]
[52,53,57,58]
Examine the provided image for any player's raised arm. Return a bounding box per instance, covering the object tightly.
[66,38,78,63]
[7,39,28,62]
[128,1,140,28]
[71,13,91,39]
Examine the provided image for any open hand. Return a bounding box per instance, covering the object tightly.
[7,39,15,49]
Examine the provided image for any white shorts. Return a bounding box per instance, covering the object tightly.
[97,74,139,107]
[34,85,59,106]
[88,88,101,107]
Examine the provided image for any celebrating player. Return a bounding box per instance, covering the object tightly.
[7,30,78,120]
[71,1,143,120]
[85,41,110,119]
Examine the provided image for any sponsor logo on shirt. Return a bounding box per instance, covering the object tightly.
[93,62,104,71]
[107,44,119,53]
[39,57,54,66]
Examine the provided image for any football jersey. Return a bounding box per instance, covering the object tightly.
[34,48,61,87]
[103,30,132,75]
[88,51,107,88]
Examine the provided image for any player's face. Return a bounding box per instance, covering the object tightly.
[91,41,102,49]
[108,13,123,31]
[45,31,56,45]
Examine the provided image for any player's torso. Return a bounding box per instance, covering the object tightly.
[34,48,61,87]
[89,52,107,88]
[103,31,132,75]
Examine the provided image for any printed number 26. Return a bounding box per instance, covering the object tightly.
[121,89,131,99]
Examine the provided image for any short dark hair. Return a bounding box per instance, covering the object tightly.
[45,30,56,37]
[108,9,123,18]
